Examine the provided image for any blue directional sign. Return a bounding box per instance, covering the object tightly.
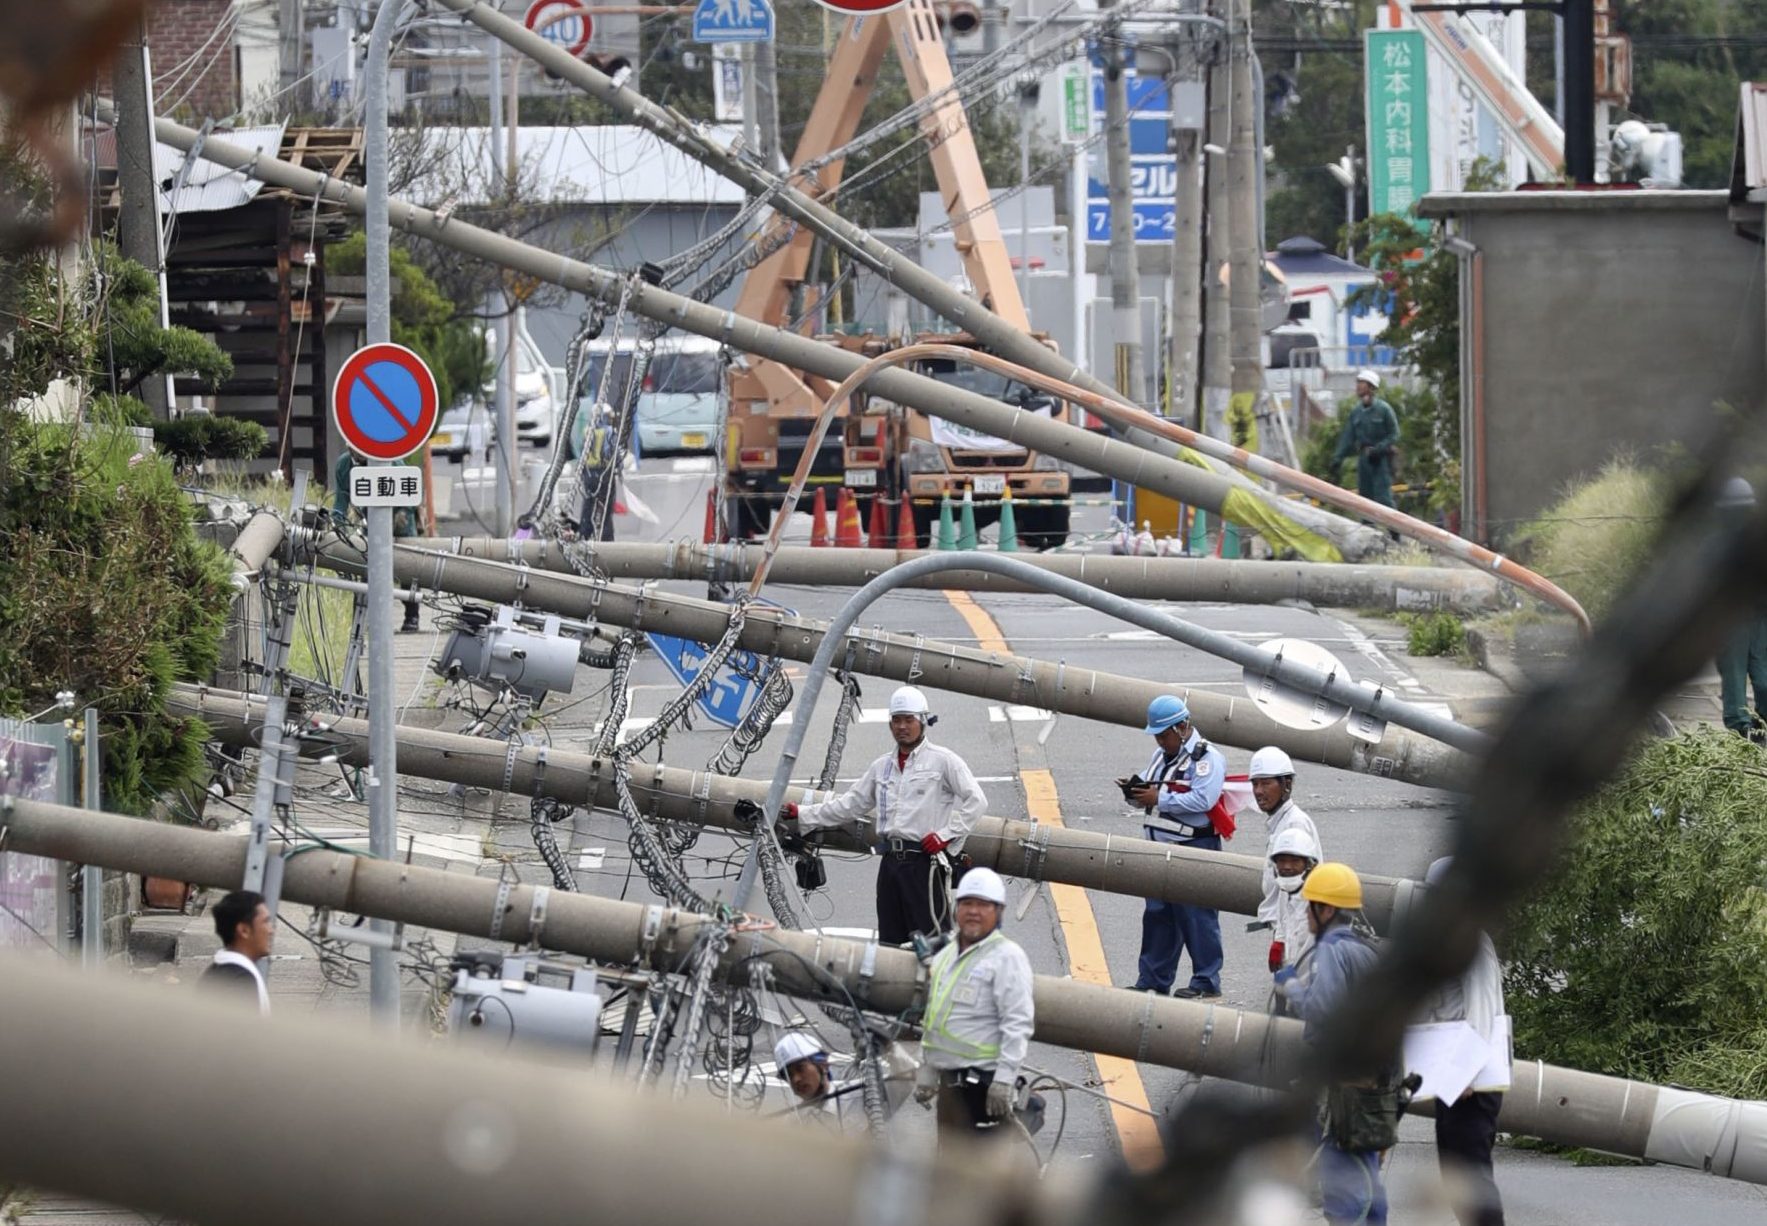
[1086,69,1176,245]
[692,0,775,44]
[645,599,793,729]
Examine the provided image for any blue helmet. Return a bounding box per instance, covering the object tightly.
[1144,695,1190,734]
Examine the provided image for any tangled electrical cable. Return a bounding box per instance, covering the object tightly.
[529,796,578,892]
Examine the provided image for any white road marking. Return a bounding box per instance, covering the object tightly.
[670,456,715,473]
[578,847,607,871]
[773,707,890,726]
[988,705,1054,722]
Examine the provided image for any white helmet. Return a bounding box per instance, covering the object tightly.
[1717,477,1757,509]
[1356,369,1382,389]
[1248,747,1296,779]
[773,1031,826,1073]
[888,685,931,721]
[953,867,1007,906]
[1269,826,1321,863]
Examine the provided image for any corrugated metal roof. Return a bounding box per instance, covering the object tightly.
[147,124,287,214]
[405,125,746,207]
[1732,81,1767,203]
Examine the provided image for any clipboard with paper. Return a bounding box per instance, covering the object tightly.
[1403,1015,1513,1103]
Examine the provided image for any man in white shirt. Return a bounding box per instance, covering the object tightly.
[1265,824,1322,983]
[911,869,1035,1143]
[773,1031,864,1132]
[197,889,274,1015]
[783,685,987,945]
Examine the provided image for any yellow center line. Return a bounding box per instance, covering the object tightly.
[943,589,1012,655]
[942,590,1165,1170]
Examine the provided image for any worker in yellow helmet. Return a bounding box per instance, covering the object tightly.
[1275,862,1399,1226]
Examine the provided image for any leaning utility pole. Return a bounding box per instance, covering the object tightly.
[112,13,170,420]
[487,38,517,538]
[1225,0,1262,465]
[307,540,1476,785]
[1102,25,1148,407]
[1200,0,1232,438]
[1167,42,1206,422]
[178,683,1426,922]
[7,795,1767,1185]
[278,0,304,101]
[129,107,1392,562]
[752,37,785,172]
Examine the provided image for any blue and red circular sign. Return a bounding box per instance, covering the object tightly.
[332,342,439,462]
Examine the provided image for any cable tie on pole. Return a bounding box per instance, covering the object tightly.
[907,633,925,682]
[500,741,520,796]
[488,877,514,942]
[526,885,551,949]
[855,940,879,1005]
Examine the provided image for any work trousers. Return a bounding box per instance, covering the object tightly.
[935,1069,1001,1142]
[1318,1132,1388,1226]
[1435,1091,1505,1226]
[875,850,949,946]
[1133,834,1222,994]
[1717,616,1767,733]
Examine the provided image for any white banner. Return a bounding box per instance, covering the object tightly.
[927,403,1051,453]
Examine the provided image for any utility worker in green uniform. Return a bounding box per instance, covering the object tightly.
[334,451,423,633]
[1333,370,1401,509]
[1715,477,1767,741]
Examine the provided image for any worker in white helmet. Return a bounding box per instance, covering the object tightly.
[782,684,987,945]
[911,868,1034,1143]
[1332,369,1400,508]
[1247,746,1324,974]
[773,1031,861,1131]
[1264,824,1322,984]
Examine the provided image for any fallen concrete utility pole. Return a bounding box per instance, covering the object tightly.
[127,110,1376,564]
[172,685,1420,925]
[420,537,1511,617]
[312,538,1473,787]
[0,950,1083,1226]
[426,0,1373,562]
[6,793,1765,1182]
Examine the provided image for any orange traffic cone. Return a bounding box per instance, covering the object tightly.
[896,497,917,550]
[867,495,889,549]
[835,487,864,548]
[703,489,720,544]
[809,488,829,547]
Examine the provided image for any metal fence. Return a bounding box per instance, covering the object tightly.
[0,719,74,953]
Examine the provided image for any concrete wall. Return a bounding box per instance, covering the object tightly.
[1423,191,1765,542]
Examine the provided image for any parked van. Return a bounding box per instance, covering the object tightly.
[575,334,722,457]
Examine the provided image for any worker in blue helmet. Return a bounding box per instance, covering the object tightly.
[1117,694,1228,998]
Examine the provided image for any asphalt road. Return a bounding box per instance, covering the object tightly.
[434,452,1767,1224]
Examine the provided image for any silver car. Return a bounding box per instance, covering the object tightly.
[578,337,722,457]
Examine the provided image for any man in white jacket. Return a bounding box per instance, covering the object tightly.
[1265,825,1322,981]
[911,868,1035,1143]
[783,685,987,945]
[1416,857,1509,1226]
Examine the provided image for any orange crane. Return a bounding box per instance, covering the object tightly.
[722,1,1073,548]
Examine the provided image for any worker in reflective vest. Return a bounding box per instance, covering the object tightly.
[912,868,1034,1143]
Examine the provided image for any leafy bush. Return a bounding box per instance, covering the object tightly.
[155,415,270,467]
[1510,458,1670,624]
[1401,611,1464,657]
[1502,729,1767,1100]
[0,417,233,814]
[328,232,488,409]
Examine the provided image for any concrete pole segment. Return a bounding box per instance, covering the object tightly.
[0,952,1084,1226]
[173,684,1415,924]
[1102,29,1147,407]
[1225,0,1262,444]
[4,795,1765,1181]
[311,539,1474,786]
[418,537,1512,617]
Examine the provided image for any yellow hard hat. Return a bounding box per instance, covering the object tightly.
[1301,862,1363,909]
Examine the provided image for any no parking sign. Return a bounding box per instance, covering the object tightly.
[332,342,439,462]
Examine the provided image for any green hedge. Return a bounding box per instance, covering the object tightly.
[1502,729,1767,1100]
[0,417,233,814]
